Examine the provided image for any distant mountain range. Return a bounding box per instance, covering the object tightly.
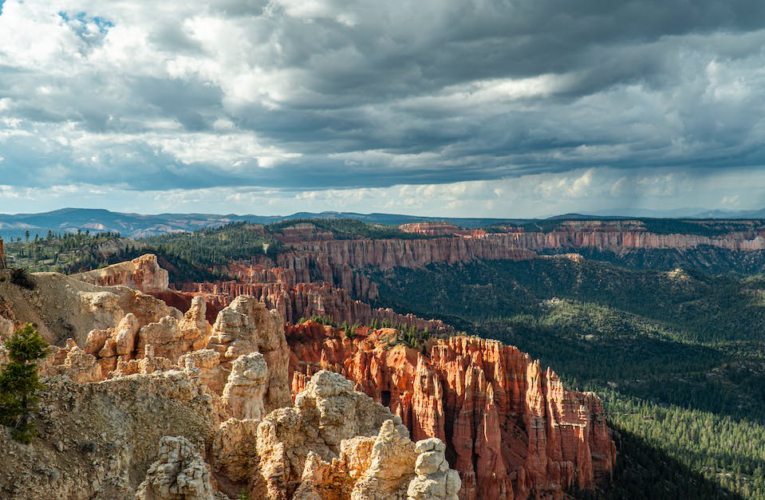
[0,207,763,239]
[0,208,527,239]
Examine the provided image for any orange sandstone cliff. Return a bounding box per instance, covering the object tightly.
[286,322,616,500]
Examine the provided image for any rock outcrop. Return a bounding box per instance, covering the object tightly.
[0,270,178,347]
[286,323,617,500]
[221,352,268,420]
[136,436,220,500]
[74,297,207,376]
[75,254,169,293]
[41,338,103,384]
[136,297,211,364]
[208,296,291,412]
[0,371,217,499]
[407,439,461,500]
[253,370,460,500]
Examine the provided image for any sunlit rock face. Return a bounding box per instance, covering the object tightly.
[75,254,169,293]
[253,370,460,500]
[287,322,617,500]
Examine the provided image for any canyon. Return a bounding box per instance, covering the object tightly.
[208,220,765,302]
[67,218,765,334]
[8,220,759,498]
[0,257,615,499]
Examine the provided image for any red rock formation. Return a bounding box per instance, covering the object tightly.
[174,280,448,333]
[283,236,537,271]
[274,237,536,299]
[505,229,765,252]
[286,323,616,500]
[0,237,6,269]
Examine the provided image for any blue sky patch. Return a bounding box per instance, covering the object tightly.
[59,11,114,34]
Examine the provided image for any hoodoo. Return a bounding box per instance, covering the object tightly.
[0,237,6,269]
[287,322,617,500]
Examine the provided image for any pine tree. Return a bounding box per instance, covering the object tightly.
[0,323,49,443]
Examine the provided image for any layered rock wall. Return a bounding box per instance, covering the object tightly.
[275,237,536,298]
[399,222,475,237]
[505,229,765,252]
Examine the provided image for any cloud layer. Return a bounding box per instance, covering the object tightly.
[1,0,765,215]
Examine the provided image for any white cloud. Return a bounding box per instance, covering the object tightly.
[0,166,763,217]
[1,0,765,216]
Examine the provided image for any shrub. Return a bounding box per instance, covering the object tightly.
[9,268,35,290]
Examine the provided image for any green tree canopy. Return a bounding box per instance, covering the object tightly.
[0,323,49,443]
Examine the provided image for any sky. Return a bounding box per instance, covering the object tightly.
[1,0,765,217]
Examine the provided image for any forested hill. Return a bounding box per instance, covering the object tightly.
[2,207,765,240]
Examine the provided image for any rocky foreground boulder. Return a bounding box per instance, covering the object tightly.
[0,370,217,498]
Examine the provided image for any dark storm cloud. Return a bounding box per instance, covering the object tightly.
[1,0,765,193]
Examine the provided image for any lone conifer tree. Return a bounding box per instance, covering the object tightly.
[0,323,48,443]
